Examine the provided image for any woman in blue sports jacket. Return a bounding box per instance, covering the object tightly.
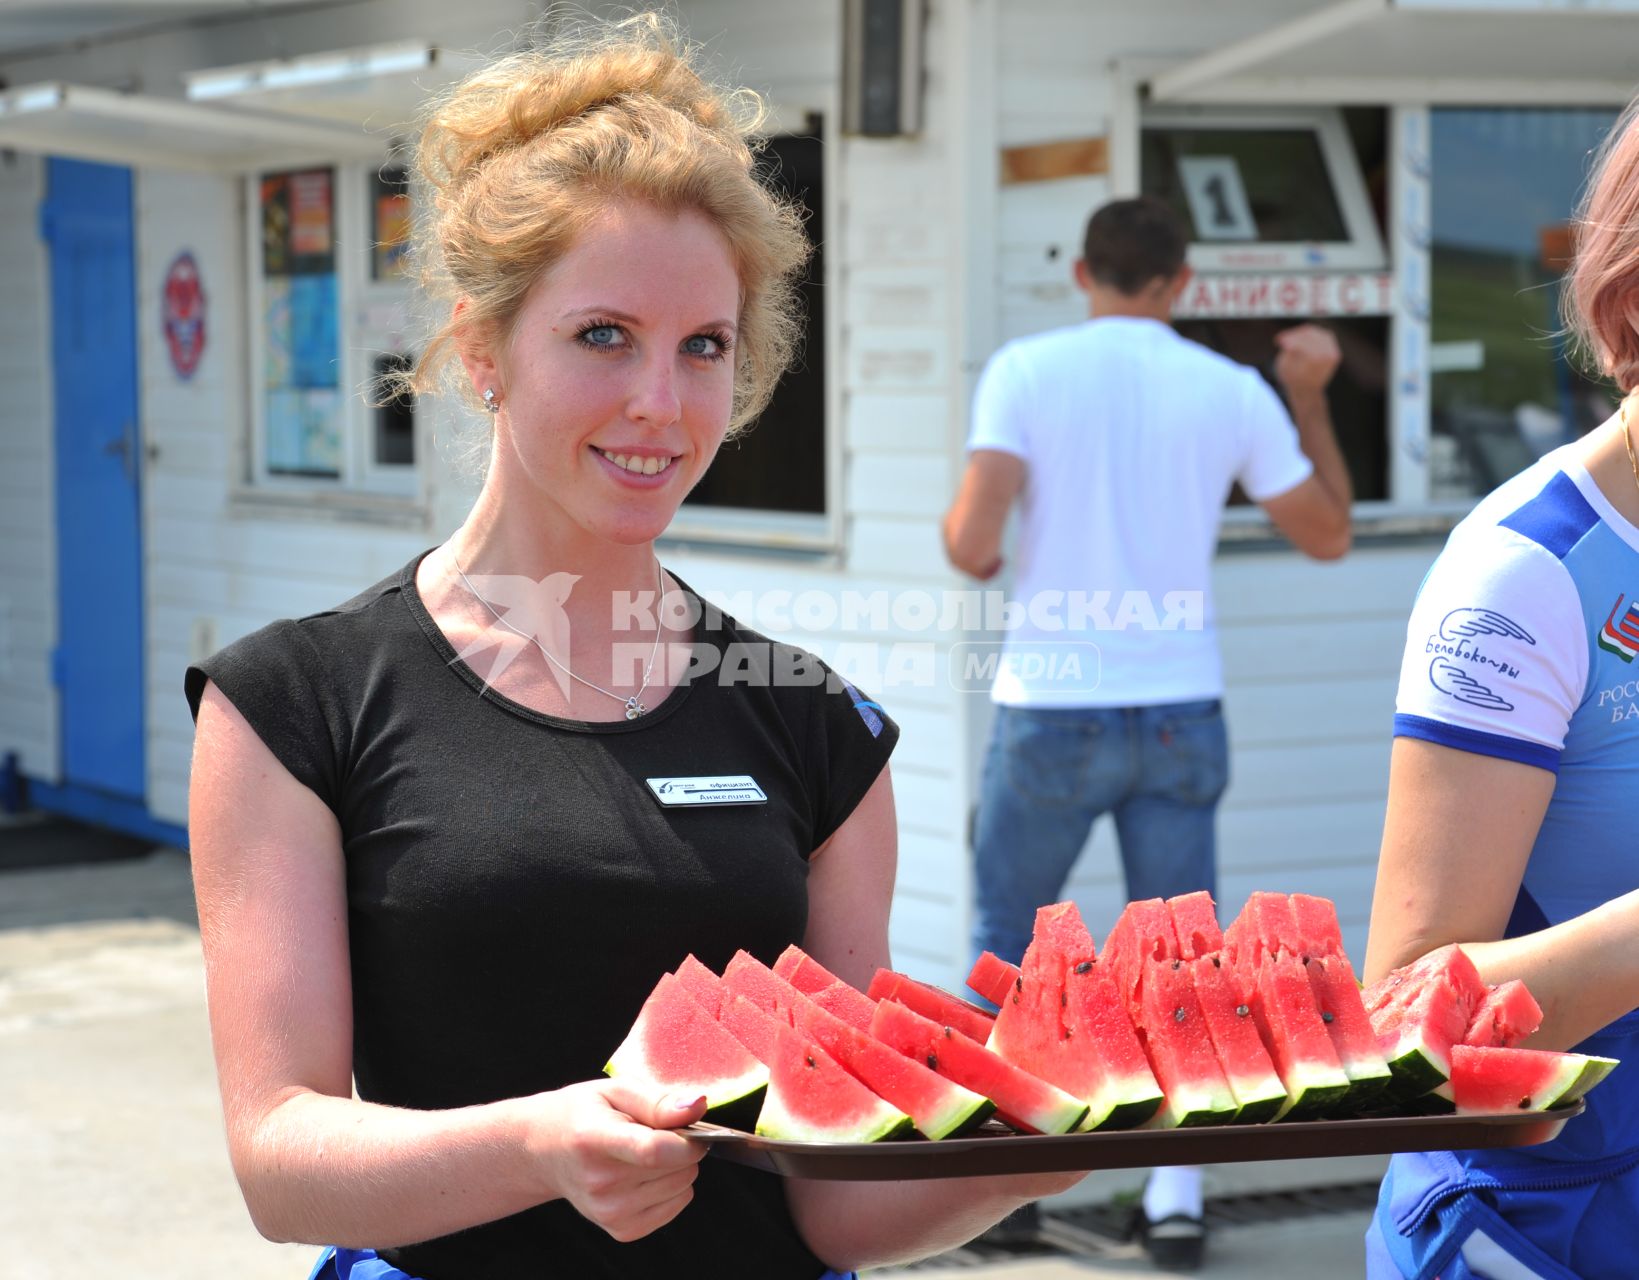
[1364,97,1639,1280]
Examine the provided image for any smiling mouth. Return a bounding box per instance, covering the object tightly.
[595,447,678,477]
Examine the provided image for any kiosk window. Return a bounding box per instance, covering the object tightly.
[1428,108,1619,501]
[682,126,826,521]
[1146,129,1346,244]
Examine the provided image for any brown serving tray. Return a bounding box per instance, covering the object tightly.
[685,1102,1581,1180]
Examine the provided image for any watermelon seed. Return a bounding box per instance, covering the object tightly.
[1321,1011,1334,1023]
[1172,959,1182,971]
[1015,976,1024,992]
[927,1054,939,1071]
[942,1027,953,1039]
[805,1054,816,1069]
[1235,1004,1250,1017]
[1060,991,1067,1008]
[1174,1007,1187,1023]
[1212,957,1221,968]
[1074,961,1092,975]
[1519,1098,1531,1109]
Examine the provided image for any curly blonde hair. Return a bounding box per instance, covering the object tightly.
[405,11,810,436]
[1566,95,1639,394]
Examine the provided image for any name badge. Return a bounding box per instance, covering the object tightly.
[646,775,768,807]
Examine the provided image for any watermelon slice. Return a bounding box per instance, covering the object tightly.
[1224,890,1301,967]
[1463,980,1544,1048]
[1443,1045,1618,1114]
[721,951,807,1025]
[604,973,768,1122]
[810,981,877,1034]
[1246,952,1351,1120]
[1290,894,1345,957]
[1304,954,1391,1105]
[1189,956,1286,1124]
[718,992,787,1065]
[674,954,725,1015]
[967,951,1022,1009]
[773,944,844,996]
[986,902,1161,1131]
[1167,891,1224,961]
[1102,898,1178,1010]
[1135,958,1238,1127]
[870,998,1088,1135]
[1366,945,1488,1098]
[868,969,996,1043]
[756,1024,913,1143]
[792,1000,995,1139]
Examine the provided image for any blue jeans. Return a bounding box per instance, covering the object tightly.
[971,700,1229,969]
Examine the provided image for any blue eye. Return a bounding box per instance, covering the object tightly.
[683,334,717,357]
[582,325,621,347]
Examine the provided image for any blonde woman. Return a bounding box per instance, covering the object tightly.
[1365,99,1639,1279]
[184,15,1079,1280]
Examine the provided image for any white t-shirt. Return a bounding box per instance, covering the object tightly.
[966,316,1313,707]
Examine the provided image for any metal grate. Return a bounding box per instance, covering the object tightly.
[878,1180,1381,1271]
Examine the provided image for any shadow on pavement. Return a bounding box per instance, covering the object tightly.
[0,813,197,931]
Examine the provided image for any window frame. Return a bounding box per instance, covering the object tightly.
[662,100,843,556]
[1140,105,1388,275]
[244,155,421,500]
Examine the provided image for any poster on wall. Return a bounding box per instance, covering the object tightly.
[161,251,207,380]
[373,166,412,281]
[261,166,341,477]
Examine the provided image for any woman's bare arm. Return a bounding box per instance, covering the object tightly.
[1366,737,1639,1050]
[784,767,1081,1270]
[190,681,706,1248]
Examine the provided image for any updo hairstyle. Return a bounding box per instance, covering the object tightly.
[1567,95,1639,395]
[407,12,810,435]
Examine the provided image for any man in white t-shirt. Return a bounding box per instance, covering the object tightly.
[943,197,1352,1268]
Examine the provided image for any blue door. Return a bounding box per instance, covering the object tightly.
[45,158,144,802]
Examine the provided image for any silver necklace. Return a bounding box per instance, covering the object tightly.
[451,552,666,720]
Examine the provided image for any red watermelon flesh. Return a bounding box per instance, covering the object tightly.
[1103,898,1179,1010]
[1063,959,1164,1129]
[870,998,1088,1134]
[673,954,724,1015]
[1167,891,1223,961]
[1304,954,1391,1103]
[721,951,807,1026]
[719,992,786,1065]
[1444,1045,1616,1114]
[986,902,1161,1131]
[1366,945,1489,1097]
[810,980,878,1035]
[868,970,996,1043]
[792,1000,995,1139]
[1189,956,1286,1124]
[774,945,846,997]
[1225,891,1301,967]
[1463,980,1544,1048]
[1291,894,1345,957]
[967,951,1023,1008]
[755,1023,912,1143]
[604,973,769,1120]
[1247,952,1351,1119]
[1136,958,1238,1127]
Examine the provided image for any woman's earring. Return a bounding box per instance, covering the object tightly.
[483,387,499,413]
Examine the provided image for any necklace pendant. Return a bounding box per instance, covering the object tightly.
[625,697,644,720]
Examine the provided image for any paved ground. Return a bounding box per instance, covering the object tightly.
[0,813,1382,1279]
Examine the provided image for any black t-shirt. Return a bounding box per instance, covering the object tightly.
[183,550,898,1280]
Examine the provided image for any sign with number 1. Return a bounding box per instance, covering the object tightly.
[1178,156,1257,242]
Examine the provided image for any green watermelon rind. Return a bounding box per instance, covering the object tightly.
[1076,1074,1165,1132]
[1150,1086,1239,1130]
[602,1040,768,1118]
[1270,1073,1352,1122]
[1380,1031,1452,1101]
[1220,1072,1288,1126]
[754,1088,914,1144]
[1564,1054,1619,1104]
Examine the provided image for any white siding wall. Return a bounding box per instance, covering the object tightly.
[0,152,57,783]
[134,170,430,826]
